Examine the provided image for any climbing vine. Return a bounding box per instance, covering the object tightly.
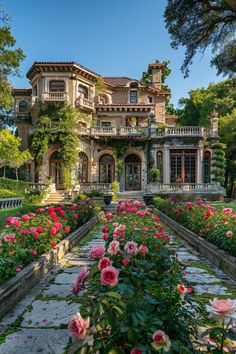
[211,142,226,186]
[30,102,81,187]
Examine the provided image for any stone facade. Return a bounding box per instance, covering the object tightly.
[13,61,221,195]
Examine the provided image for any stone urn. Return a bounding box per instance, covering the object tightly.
[104,193,113,206]
[143,194,154,206]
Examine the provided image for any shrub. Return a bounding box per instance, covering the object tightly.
[0,177,29,194]
[74,193,88,202]
[112,180,119,201]
[148,167,160,183]
[0,189,21,198]
[90,189,104,197]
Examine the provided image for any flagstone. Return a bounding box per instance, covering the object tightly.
[63,266,82,273]
[183,272,221,284]
[185,267,208,274]
[193,284,229,295]
[42,284,73,298]
[177,252,199,261]
[21,300,79,327]
[54,272,78,284]
[0,328,70,354]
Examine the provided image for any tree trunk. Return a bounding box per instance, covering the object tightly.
[15,168,18,180]
[3,166,5,178]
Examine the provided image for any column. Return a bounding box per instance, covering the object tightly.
[163,145,170,184]
[196,145,203,184]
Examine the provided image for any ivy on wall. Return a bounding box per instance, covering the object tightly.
[30,102,81,187]
[211,142,226,186]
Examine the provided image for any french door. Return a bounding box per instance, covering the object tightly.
[99,155,115,183]
[170,150,196,183]
[125,155,141,191]
[49,160,64,189]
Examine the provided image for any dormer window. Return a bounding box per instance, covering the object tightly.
[130,90,137,104]
[49,81,65,92]
[78,84,88,99]
[19,100,28,112]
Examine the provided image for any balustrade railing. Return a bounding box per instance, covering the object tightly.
[164,126,205,137]
[79,183,112,191]
[28,183,48,191]
[119,127,145,136]
[13,113,31,122]
[42,92,69,101]
[91,127,117,135]
[147,183,224,193]
[0,197,23,209]
[75,97,94,109]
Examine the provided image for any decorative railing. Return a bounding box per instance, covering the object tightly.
[75,97,94,110]
[147,183,225,194]
[162,126,207,137]
[13,113,31,122]
[119,127,146,136]
[0,197,23,209]
[79,183,112,192]
[28,183,48,191]
[42,92,69,101]
[91,127,117,136]
[78,127,91,135]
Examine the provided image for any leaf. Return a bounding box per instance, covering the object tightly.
[107,349,125,354]
[107,291,122,300]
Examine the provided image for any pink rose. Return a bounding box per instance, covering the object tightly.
[102,225,108,233]
[136,211,146,217]
[65,226,70,234]
[106,212,112,219]
[89,245,105,259]
[71,267,90,295]
[152,330,171,351]
[98,257,111,270]
[131,349,142,354]
[108,240,120,255]
[100,266,119,286]
[177,284,188,295]
[68,312,89,339]
[139,245,148,254]
[21,214,30,221]
[197,199,203,205]
[31,250,37,255]
[36,208,45,213]
[16,267,22,273]
[118,224,126,231]
[124,241,139,255]
[113,222,119,227]
[226,230,233,238]
[186,201,193,207]
[122,258,130,266]
[103,233,109,241]
[223,208,232,215]
[206,298,236,319]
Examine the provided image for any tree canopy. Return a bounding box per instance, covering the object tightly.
[164,0,236,77]
[0,6,25,113]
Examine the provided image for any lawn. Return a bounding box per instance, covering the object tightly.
[211,201,236,212]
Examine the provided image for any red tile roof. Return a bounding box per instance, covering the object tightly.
[104,77,140,86]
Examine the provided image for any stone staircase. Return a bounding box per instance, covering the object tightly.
[44,191,67,205]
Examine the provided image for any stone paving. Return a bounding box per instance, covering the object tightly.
[0,225,105,354]
[0,216,235,354]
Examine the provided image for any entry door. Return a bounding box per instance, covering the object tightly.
[170,150,196,183]
[125,155,141,191]
[50,161,64,189]
[99,155,115,183]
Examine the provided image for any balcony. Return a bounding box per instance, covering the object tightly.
[91,127,117,136]
[146,183,226,195]
[157,126,210,138]
[42,92,69,102]
[78,126,147,138]
[75,97,94,111]
[119,127,146,137]
[13,112,31,123]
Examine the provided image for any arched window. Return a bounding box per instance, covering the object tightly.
[156,151,163,183]
[78,152,88,183]
[49,81,65,92]
[130,82,139,88]
[99,154,115,183]
[78,84,88,99]
[19,100,28,113]
[204,151,211,183]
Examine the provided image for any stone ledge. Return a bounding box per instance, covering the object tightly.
[0,212,103,319]
[158,211,236,282]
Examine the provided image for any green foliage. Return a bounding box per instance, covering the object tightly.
[90,189,104,197]
[30,102,80,187]
[156,123,167,135]
[27,189,47,204]
[0,188,20,198]
[211,144,226,185]
[148,167,160,183]
[112,181,119,201]
[0,7,25,111]
[0,177,29,193]
[74,193,88,202]
[95,77,106,95]
[164,0,236,77]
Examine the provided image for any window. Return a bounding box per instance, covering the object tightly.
[19,100,28,112]
[130,90,137,104]
[49,81,65,92]
[147,96,153,103]
[204,151,211,183]
[101,122,111,127]
[78,84,88,99]
[170,150,196,183]
[78,152,88,183]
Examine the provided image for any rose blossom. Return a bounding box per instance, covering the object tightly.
[108,240,120,255]
[122,258,130,266]
[71,267,90,295]
[118,224,126,231]
[124,241,139,255]
[139,245,148,254]
[21,214,30,221]
[197,199,203,205]
[136,211,146,217]
[103,233,109,241]
[98,257,111,270]
[113,222,119,227]
[223,208,232,215]
[15,267,22,272]
[226,230,233,238]
[100,266,119,286]
[206,298,236,319]
[130,349,142,354]
[31,250,37,255]
[151,330,171,352]
[89,245,105,259]
[68,312,89,339]
[101,225,108,233]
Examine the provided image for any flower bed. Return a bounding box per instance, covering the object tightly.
[68,201,201,353]
[0,199,94,285]
[154,198,236,257]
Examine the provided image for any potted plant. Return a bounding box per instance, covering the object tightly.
[148,167,160,183]
[143,193,154,206]
[104,191,113,206]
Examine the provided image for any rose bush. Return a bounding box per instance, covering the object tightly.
[154,198,236,256]
[0,199,95,284]
[69,201,201,353]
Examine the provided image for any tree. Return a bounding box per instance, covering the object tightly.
[164,0,236,77]
[0,6,25,111]
[0,129,32,179]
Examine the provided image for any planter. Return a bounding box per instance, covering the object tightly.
[143,194,154,206]
[0,212,104,319]
[104,194,113,206]
[158,210,236,281]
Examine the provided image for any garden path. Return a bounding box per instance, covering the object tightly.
[0,224,105,354]
[0,210,235,354]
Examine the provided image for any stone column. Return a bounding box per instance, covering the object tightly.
[196,145,203,184]
[163,145,170,183]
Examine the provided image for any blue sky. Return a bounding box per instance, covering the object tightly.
[2,0,224,106]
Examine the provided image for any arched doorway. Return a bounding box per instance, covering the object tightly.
[125,154,141,191]
[99,154,115,183]
[78,152,88,182]
[49,151,64,189]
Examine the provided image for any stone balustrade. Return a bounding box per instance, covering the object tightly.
[0,197,23,209]
[13,113,31,122]
[162,126,207,137]
[79,183,112,192]
[75,97,94,110]
[28,183,48,191]
[91,127,117,136]
[42,92,69,101]
[147,183,225,194]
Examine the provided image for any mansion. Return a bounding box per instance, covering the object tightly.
[13,61,222,197]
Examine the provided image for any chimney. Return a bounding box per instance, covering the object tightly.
[148,63,164,89]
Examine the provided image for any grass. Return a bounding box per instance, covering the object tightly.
[210,201,236,212]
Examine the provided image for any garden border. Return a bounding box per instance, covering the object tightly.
[0,212,104,319]
[158,210,236,281]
